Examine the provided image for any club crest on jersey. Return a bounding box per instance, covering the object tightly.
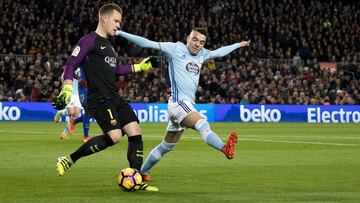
[105,56,117,67]
[110,119,117,126]
[71,46,80,57]
[186,62,200,74]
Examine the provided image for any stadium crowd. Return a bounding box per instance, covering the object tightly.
[0,0,359,104]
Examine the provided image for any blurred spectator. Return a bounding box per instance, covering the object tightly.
[0,0,359,104]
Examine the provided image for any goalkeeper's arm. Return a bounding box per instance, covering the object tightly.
[115,57,158,75]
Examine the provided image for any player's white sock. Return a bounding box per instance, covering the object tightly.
[141,140,176,174]
[195,119,224,150]
[59,109,69,117]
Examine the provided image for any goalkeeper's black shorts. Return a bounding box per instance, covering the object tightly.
[89,97,139,134]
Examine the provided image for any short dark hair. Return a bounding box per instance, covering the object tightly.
[192,27,208,38]
[99,3,122,16]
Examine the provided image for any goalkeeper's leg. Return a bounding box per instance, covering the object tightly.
[56,98,123,176]
[56,132,119,176]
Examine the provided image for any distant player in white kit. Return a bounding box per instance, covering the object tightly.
[116,28,250,181]
[54,68,83,140]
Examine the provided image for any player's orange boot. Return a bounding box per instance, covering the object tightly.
[221,131,238,159]
[83,136,90,143]
[68,118,75,136]
[142,173,152,182]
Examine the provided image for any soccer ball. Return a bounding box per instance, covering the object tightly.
[117,168,142,191]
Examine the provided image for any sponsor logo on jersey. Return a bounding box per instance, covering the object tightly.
[110,119,117,126]
[71,46,81,57]
[185,62,200,74]
[105,56,117,67]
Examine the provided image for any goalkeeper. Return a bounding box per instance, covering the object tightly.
[53,3,158,191]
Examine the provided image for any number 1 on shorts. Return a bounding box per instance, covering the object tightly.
[107,109,114,119]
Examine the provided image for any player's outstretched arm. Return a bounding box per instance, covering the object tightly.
[116,30,161,50]
[209,40,251,59]
[53,35,94,110]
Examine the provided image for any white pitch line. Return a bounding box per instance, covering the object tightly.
[1,130,359,147]
[239,138,360,147]
[0,130,49,134]
[1,130,359,139]
[242,134,360,140]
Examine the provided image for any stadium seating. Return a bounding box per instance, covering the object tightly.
[0,0,359,104]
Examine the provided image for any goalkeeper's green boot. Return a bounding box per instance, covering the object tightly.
[56,156,73,176]
[54,111,61,123]
[139,182,159,192]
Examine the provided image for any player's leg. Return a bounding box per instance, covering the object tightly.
[58,107,75,140]
[74,115,83,124]
[73,114,83,137]
[57,101,122,176]
[79,89,90,142]
[124,123,160,192]
[141,127,182,177]
[181,111,225,150]
[54,108,70,123]
[117,99,144,172]
[68,101,82,136]
[82,114,91,142]
[118,100,158,191]
[180,101,238,159]
[141,101,186,180]
[58,96,76,139]
[122,122,143,171]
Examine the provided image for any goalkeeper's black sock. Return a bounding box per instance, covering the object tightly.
[70,134,114,163]
[127,135,143,171]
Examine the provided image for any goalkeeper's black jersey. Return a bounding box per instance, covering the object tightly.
[63,32,127,109]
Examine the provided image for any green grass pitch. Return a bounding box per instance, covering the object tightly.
[0,122,359,202]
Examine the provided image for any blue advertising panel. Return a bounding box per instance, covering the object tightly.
[0,102,359,123]
[0,102,57,121]
[237,105,360,123]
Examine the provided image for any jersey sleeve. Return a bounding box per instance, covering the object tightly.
[117,30,178,57]
[159,42,178,57]
[63,35,95,81]
[115,64,133,75]
[206,43,241,60]
[116,30,161,49]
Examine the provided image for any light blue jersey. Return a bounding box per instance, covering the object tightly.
[160,42,210,102]
[116,31,241,102]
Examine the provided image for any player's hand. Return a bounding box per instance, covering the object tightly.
[240,40,251,48]
[132,57,159,73]
[52,84,73,110]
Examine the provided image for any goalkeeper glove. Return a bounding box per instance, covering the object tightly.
[132,57,159,73]
[52,84,73,110]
